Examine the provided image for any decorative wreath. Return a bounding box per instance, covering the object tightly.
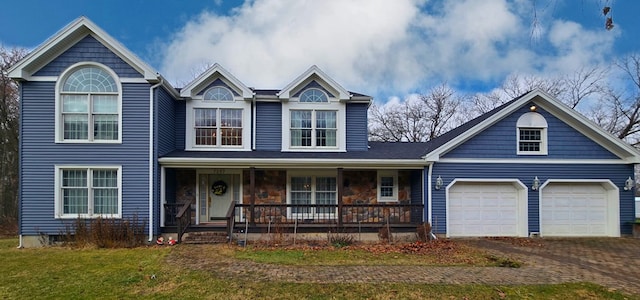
[211,180,228,196]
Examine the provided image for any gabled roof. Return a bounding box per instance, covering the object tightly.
[8,16,160,82]
[424,89,640,163]
[278,65,352,101]
[179,63,254,98]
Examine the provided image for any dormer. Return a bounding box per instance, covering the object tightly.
[182,64,254,151]
[279,66,352,152]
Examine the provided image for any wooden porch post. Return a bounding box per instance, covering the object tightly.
[337,168,343,228]
[250,167,256,226]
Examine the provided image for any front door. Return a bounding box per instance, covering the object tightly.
[199,173,238,222]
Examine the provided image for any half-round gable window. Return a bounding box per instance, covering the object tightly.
[62,66,118,93]
[299,88,328,103]
[517,112,548,128]
[203,86,234,101]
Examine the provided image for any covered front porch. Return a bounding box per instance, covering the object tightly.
[160,167,425,242]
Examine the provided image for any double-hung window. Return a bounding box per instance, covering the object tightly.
[194,108,243,146]
[59,66,120,142]
[289,173,337,218]
[377,170,398,202]
[55,166,121,218]
[290,110,337,147]
[516,111,548,155]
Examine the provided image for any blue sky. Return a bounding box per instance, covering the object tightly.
[1,0,638,103]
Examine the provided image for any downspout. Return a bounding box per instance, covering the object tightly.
[17,81,23,249]
[149,76,163,243]
[427,163,433,225]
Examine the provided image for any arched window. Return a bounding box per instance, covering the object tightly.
[299,88,328,103]
[59,66,119,141]
[203,86,234,101]
[516,111,548,155]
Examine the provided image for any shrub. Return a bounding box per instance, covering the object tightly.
[60,216,146,248]
[327,232,355,248]
[415,222,433,242]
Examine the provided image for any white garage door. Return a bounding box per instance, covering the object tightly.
[540,182,618,237]
[448,182,524,237]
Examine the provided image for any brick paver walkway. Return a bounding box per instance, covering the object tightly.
[171,238,640,296]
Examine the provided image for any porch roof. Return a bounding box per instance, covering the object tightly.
[159,141,429,168]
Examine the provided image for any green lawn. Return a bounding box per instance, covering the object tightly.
[0,238,634,299]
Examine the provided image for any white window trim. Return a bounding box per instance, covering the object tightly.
[54,165,123,219]
[54,62,123,144]
[282,101,346,152]
[287,170,338,219]
[185,97,251,151]
[377,170,399,202]
[516,111,548,155]
[516,127,548,155]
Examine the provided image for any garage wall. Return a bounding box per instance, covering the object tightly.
[430,162,635,236]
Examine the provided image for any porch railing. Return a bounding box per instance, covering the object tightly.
[175,202,192,242]
[230,203,423,228]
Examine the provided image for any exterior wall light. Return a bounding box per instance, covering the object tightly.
[624,176,634,191]
[435,176,443,190]
[531,176,540,190]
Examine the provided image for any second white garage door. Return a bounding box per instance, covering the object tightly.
[447,181,527,237]
[540,182,619,237]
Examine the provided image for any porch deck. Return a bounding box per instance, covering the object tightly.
[163,202,425,241]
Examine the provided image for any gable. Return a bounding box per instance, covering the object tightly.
[442,104,619,160]
[425,90,640,163]
[33,35,142,78]
[180,63,252,99]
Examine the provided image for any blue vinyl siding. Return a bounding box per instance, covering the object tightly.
[174,101,186,150]
[255,102,282,151]
[443,105,618,159]
[34,35,142,78]
[20,81,151,235]
[429,162,635,236]
[346,103,368,151]
[156,87,176,156]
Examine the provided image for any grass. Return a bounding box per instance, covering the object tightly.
[0,237,635,299]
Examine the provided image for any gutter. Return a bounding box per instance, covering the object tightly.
[148,76,163,243]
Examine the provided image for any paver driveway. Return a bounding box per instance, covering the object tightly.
[174,237,640,296]
[462,237,640,296]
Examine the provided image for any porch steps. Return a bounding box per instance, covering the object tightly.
[182,231,229,244]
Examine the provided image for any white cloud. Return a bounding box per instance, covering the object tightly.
[159,0,618,102]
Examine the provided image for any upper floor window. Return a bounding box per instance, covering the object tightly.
[194,108,243,147]
[299,88,328,103]
[516,111,548,155]
[290,110,337,147]
[203,86,234,101]
[58,65,120,142]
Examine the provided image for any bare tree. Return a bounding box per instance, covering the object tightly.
[590,54,640,146]
[368,84,461,142]
[0,47,27,226]
[561,66,608,109]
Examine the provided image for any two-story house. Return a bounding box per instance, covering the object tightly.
[10,17,640,247]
